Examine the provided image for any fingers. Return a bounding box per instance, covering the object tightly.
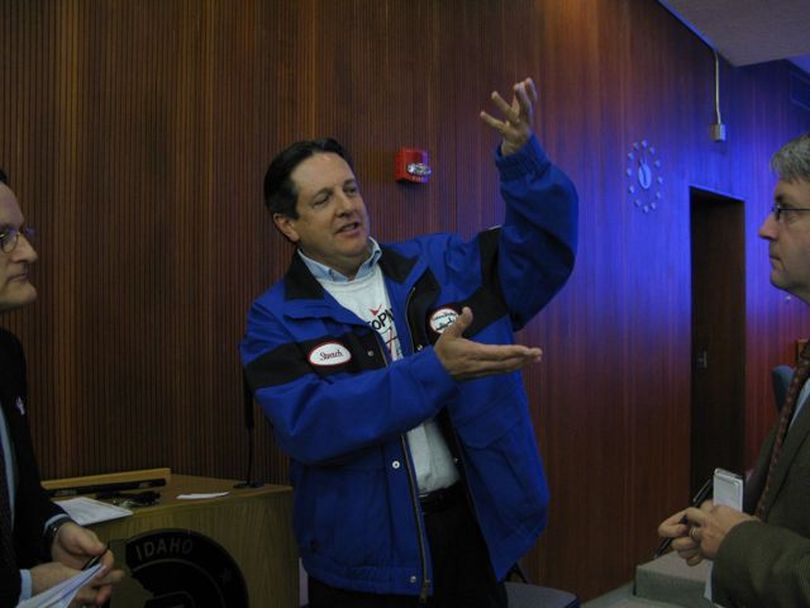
[513,80,535,121]
[454,343,541,378]
[685,552,704,567]
[95,586,114,605]
[479,77,537,129]
[659,509,687,529]
[524,77,538,104]
[73,587,98,605]
[471,343,541,366]
[434,307,543,380]
[94,567,125,586]
[99,550,115,570]
[75,567,125,606]
[489,90,516,120]
[657,520,688,539]
[682,506,708,527]
[442,306,473,338]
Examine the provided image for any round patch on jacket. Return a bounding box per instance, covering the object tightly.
[429,307,459,334]
[308,341,352,366]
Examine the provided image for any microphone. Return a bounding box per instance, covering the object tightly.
[235,370,264,489]
[242,371,255,431]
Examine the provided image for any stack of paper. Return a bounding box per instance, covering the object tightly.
[55,497,133,526]
[17,564,103,608]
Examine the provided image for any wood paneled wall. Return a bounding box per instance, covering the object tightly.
[1,0,808,600]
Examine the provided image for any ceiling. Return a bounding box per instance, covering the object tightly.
[658,0,810,74]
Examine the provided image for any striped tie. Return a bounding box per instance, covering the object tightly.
[755,342,810,519]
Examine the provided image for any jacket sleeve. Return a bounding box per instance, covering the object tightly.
[13,417,66,567]
[493,135,578,329]
[2,332,66,568]
[0,328,65,607]
[712,520,810,607]
[0,570,21,607]
[241,303,459,465]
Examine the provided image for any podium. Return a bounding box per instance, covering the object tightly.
[58,475,298,607]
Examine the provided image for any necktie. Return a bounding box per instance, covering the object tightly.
[754,342,810,519]
[0,422,16,571]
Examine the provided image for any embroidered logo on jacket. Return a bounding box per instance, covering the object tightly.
[429,307,459,334]
[308,342,352,367]
[15,397,25,416]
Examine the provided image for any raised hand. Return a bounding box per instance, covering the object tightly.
[480,77,538,156]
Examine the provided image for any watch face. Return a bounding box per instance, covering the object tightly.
[626,139,663,213]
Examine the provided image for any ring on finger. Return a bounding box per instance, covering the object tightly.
[689,526,700,543]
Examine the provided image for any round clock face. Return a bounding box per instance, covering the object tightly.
[626,140,663,213]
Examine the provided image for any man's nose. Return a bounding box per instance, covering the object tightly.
[758,212,778,240]
[335,192,355,213]
[13,233,38,263]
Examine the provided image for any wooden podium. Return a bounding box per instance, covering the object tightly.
[56,475,298,607]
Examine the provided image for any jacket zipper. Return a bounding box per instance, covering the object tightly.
[370,309,431,603]
[400,286,432,603]
[400,434,431,603]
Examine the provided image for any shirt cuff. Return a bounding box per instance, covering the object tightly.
[19,568,32,601]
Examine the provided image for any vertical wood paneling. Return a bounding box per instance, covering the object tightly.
[0,0,808,601]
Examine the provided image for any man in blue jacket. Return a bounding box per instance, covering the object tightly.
[241,77,578,607]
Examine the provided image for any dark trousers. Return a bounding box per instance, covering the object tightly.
[308,486,507,608]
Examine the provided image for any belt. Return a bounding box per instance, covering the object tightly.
[419,483,464,514]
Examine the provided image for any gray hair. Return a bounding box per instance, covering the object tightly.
[771,132,810,182]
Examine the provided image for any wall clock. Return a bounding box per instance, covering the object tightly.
[626,139,663,213]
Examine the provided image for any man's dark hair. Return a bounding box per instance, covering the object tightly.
[0,168,7,185]
[263,138,353,219]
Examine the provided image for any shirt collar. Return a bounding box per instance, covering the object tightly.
[297,238,382,283]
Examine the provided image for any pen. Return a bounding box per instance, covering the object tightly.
[653,476,713,558]
[82,545,108,571]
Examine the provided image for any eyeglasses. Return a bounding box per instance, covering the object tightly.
[771,204,810,223]
[0,226,35,254]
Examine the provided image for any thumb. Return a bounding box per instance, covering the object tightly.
[443,307,473,338]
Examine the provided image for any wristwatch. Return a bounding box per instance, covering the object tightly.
[43,515,74,551]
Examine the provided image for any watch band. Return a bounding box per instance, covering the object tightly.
[43,515,73,552]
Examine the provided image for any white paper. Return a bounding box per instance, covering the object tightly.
[704,468,744,603]
[17,564,103,608]
[176,492,229,500]
[55,496,134,526]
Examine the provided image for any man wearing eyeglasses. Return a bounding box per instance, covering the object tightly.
[0,170,123,605]
[658,132,810,608]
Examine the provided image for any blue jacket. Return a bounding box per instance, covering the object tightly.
[241,136,578,597]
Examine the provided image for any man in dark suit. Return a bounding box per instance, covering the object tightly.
[0,169,122,605]
[658,132,810,607]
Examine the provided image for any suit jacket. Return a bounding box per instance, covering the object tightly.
[0,328,64,605]
[712,397,810,607]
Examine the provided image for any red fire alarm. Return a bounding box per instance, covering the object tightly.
[395,147,432,183]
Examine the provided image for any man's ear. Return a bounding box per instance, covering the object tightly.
[273,213,300,244]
